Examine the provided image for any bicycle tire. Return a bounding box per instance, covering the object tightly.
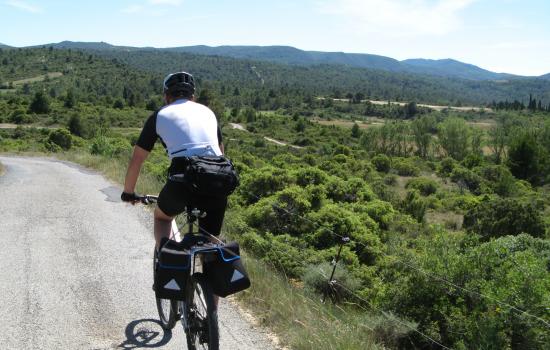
[154,249,178,330]
[184,275,219,350]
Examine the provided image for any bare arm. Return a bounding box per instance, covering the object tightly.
[219,142,225,155]
[123,145,150,193]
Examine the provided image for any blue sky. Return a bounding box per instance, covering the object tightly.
[1,0,549,76]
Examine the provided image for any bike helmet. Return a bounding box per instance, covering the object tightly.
[163,71,195,96]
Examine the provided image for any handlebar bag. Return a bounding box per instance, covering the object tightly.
[204,242,251,297]
[155,240,191,300]
[168,156,239,197]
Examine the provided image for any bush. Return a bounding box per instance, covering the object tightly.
[450,166,484,195]
[47,128,72,150]
[437,157,456,177]
[463,197,545,239]
[475,164,516,197]
[90,136,131,157]
[303,261,361,303]
[393,158,420,176]
[293,167,329,187]
[402,190,427,223]
[406,177,438,196]
[372,154,391,173]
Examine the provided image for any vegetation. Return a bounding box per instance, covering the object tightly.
[1,46,550,349]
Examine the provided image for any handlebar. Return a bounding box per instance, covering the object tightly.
[136,194,158,205]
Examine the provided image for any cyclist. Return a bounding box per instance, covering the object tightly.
[121,71,227,250]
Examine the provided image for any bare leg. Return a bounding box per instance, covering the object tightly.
[154,207,173,250]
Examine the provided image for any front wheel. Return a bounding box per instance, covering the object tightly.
[154,249,177,330]
[184,275,219,350]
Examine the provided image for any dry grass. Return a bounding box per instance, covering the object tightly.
[0,160,4,176]
[312,118,384,129]
[11,72,63,86]
[232,251,383,350]
[425,210,464,230]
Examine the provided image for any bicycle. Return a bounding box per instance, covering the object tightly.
[138,194,222,350]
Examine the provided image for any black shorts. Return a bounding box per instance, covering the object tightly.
[157,180,227,236]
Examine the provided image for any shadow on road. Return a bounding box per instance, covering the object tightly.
[118,318,172,349]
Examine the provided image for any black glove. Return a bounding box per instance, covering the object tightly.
[121,191,140,203]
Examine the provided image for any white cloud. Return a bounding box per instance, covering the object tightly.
[319,0,478,37]
[148,0,183,5]
[5,0,41,13]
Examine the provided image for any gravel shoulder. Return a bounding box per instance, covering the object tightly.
[0,156,277,350]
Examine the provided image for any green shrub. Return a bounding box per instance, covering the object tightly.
[303,261,361,302]
[450,166,484,195]
[437,157,456,177]
[475,164,516,197]
[239,166,294,203]
[383,174,397,186]
[463,197,545,239]
[393,158,420,177]
[372,154,391,173]
[325,176,375,203]
[47,128,72,150]
[90,136,131,157]
[402,190,427,223]
[406,177,438,196]
[461,152,483,169]
[293,167,329,186]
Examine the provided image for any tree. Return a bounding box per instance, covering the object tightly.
[488,121,507,164]
[403,101,418,119]
[351,123,361,138]
[411,115,436,158]
[68,115,85,137]
[29,91,50,114]
[438,117,470,160]
[64,89,76,108]
[507,131,546,185]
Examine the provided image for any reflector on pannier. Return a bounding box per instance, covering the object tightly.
[203,242,251,297]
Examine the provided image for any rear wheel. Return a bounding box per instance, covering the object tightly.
[154,249,177,330]
[184,275,219,350]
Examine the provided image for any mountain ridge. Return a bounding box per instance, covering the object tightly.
[12,41,548,81]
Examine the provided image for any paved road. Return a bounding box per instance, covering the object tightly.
[0,156,277,350]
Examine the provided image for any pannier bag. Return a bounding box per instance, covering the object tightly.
[204,242,251,297]
[155,239,191,300]
[169,156,239,197]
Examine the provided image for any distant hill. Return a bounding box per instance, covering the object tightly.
[20,41,540,81]
[0,43,12,49]
[36,41,150,51]
[167,45,517,81]
[540,73,550,80]
[401,58,515,80]
[167,45,405,72]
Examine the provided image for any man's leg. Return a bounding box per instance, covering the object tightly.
[154,206,174,250]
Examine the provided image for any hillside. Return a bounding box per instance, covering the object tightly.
[34,41,541,81]
[1,46,550,108]
[402,58,514,80]
[85,48,550,106]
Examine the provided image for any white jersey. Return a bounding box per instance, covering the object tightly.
[136,99,222,159]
